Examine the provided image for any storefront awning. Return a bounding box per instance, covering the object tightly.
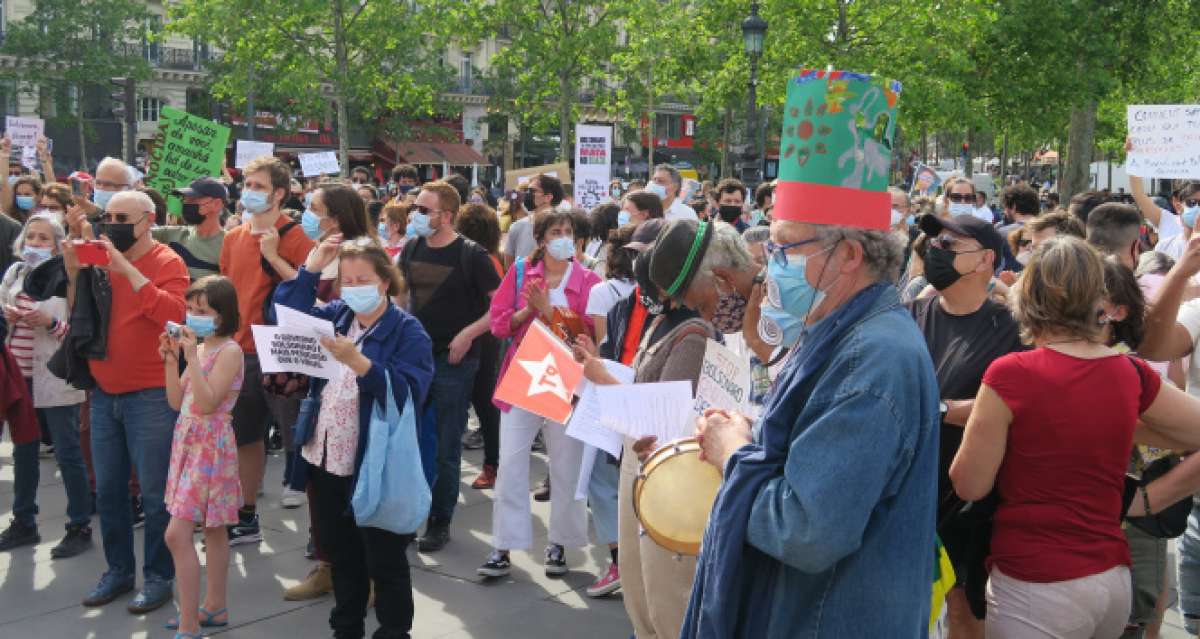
[386,140,490,166]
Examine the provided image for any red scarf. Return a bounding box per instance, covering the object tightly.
[620,286,648,366]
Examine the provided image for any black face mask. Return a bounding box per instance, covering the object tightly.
[717,205,743,224]
[181,202,205,225]
[523,189,536,211]
[924,246,968,291]
[100,222,139,253]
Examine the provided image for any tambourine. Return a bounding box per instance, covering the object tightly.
[632,437,723,556]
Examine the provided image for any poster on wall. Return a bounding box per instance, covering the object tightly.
[574,124,612,210]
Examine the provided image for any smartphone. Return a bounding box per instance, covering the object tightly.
[165,321,182,339]
[72,240,110,266]
[70,177,84,197]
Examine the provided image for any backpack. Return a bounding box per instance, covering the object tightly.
[399,235,486,316]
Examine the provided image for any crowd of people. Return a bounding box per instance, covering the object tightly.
[6,130,1200,639]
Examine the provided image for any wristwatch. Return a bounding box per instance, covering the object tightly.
[939,401,949,416]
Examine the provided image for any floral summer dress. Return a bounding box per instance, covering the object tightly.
[165,340,245,527]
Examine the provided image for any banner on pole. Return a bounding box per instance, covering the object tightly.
[574,124,612,210]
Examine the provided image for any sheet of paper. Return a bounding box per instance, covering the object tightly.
[594,380,694,443]
[693,338,752,415]
[1127,104,1200,179]
[235,140,275,169]
[575,359,635,397]
[274,304,335,339]
[299,151,340,177]
[5,116,43,147]
[575,445,599,501]
[566,382,625,458]
[251,325,340,379]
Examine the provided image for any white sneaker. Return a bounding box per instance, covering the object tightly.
[281,488,306,509]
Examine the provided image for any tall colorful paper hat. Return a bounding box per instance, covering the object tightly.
[774,69,901,230]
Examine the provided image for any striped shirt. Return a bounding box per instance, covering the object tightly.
[9,291,67,377]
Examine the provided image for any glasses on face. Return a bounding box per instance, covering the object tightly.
[763,237,822,267]
[100,212,148,225]
[1018,238,1032,249]
[411,204,441,216]
[947,193,974,204]
[94,180,130,191]
[930,235,985,254]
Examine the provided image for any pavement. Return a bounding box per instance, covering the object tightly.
[0,436,633,638]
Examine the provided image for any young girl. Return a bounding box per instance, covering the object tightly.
[160,276,244,639]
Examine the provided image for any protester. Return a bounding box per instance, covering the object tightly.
[997,184,1040,271]
[276,238,434,639]
[950,235,1200,639]
[648,164,697,222]
[400,180,501,553]
[712,178,748,232]
[890,187,912,231]
[1069,190,1114,227]
[620,190,664,227]
[218,155,315,545]
[479,209,600,579]
[151,177,228,281]
[681,213,939,637]
[910,214,1024,637]
[1087,202,1143,269]
[504,173,562,268]
[454,202,505,490]
[752,182,773,225]
[35,182,71,227]
[942,177,978,220]
[301,182,376,301]
[161,276,243,638]
[1131,173,1199,261]
[586,201,620,270]
[63,186,189,612]
[901,233,931,303]
[1026,210,1085,248]
[378,201,409,259]
[0,214,90,558]
[568,208,599,271]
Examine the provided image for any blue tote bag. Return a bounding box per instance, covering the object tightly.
[351,371,431,535]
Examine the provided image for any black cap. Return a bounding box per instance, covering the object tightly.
[172,177,228,202]
[648,219,714,299]
[625,218,667,254]
[918,214,1004,259]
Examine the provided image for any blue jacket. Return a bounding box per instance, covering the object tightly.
[684,284,940,638]
[276,267,435,496]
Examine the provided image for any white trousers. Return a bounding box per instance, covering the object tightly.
[986,565,1131,639]
[491,406,588,551]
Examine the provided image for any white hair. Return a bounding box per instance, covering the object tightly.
[96,156,137,185]
[107,190,156,216]
[12,213,66,255]
[689,222,754,290]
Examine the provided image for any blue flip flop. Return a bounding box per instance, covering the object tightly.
[173,632,202,639]
[165,607,228,630]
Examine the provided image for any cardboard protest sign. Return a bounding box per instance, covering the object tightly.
[5,116,43,147]
[693,339,751,415]
[235,140,275,169]
[775,69,901,230]
[299,151,340,177]
[493,320,583,423]
[145,106,231,215]
[1126,105,1200,179]
[504,162,572,191]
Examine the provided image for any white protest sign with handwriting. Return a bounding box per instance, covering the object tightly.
[235,140,275,169]
[693,339,751,415]
[251,325,340,379]
[299,151,340,177]
[5,116,43,147]
[1127,105,1200,179]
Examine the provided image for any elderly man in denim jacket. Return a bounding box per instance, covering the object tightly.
[682,217,941,638]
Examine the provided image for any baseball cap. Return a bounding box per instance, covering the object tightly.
[918,214,1004,258]
[625,218,667,254]
[172,176,229,202]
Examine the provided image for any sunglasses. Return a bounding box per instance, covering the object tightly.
[930,235,985,254]
[947,193,974,203]
[411,204,441,216]
[100,212,148,225]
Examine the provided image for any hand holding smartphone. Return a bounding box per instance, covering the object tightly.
[72,239,110,266]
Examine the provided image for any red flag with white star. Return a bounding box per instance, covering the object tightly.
[493,320,583,423]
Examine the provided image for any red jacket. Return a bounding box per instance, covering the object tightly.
[0,342,37,444]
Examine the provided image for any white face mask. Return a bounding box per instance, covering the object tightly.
[1016,250,1032,266]
[948,202,974,217]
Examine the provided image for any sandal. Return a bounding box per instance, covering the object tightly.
[172,633,202,639]
[166,607,228,629]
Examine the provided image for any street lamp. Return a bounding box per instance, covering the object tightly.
[742,2,767,183]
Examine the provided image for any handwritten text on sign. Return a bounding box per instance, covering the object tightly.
[693,339,751,414]
[1126,105,1200,179]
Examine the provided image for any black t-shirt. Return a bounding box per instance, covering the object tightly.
[402,235,501,357]
[908,295,1024,518]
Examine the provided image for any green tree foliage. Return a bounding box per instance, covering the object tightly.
[168,0,451,175]
[0,0,150,167]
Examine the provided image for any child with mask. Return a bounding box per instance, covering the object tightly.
[160,275,245,639]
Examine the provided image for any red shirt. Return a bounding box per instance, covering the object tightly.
[984,348,1160,582]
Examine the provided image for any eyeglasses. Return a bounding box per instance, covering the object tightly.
[1018,238,1032,248]
[100,212,148,225]
[1187,199,1200,208]
[946,193,974,204]
[411,204,441,216]
[930,235,985,254]
[763,237,822,267]
[94,180,131,191]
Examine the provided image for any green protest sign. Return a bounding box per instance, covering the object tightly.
[145,105,230,215]
[774,69,901,230]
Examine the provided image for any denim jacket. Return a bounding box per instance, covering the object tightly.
[745,285,940,637]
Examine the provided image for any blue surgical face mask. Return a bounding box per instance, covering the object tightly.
[240,189,270,215]
[342,284,383,314]
[405,221,417,238]
[21,245,52,265]
[304,192,314,209]
[185,313,216,338]
[617,210,631,225]
[409,211,433,237]
[948,202,974,217]
[1184,205,1200,229]
[906,214,916,226]
[300,208,322,239]
[15,195,34,211]
[377,222,389,241]
[758,302,804,348]
[766,251,829,321]
[93,188,116,211]
[646,182,668,200]
[547,235,575,261]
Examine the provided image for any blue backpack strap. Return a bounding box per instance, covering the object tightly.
[513,256,525,308]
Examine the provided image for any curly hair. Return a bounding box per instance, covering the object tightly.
[456,203,501,256]
[813,224,905,283]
